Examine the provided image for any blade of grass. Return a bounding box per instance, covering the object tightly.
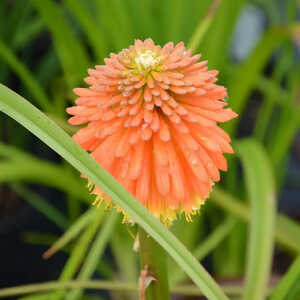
[50,207,105,300]
[236,139,276,300]
[0,142,36,161]
[12,184,69,230]
[211,187,300,254]
[21,293,105,300]
[94,0,133,50]
[22,232,115,280]
[108,0,134,43]
[0,143,88,200]
[11,18,45,50]
[66,194,81,223]
[199,0,245,67]
[224,27,290,136]
[43,208,97,259]
[22,233,66,250]
[126,0,158,42]
[188,0,222,50]
[65,212,119,300]
[0,280,249,298]
[63,0,108,60]
[255,75,289,105]
[193,217,237,260]
[35,50,59,88]
[0,41,51,111]
[165,0,185,42]
[0,162,89,201]
[0,142,86,200]
[170,216,237,285]
[31,0,90,87]
[5,0,32,41]
[0,84,229,299]
[268,71,300,169]
[20,293,62,300]
[270,255,300,300]
[253,42,293,141]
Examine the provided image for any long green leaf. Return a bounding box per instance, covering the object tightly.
[12,184,69,230]
[22,232,114,280]
[31,0,90,87]
[193,217,237,261]
[0,142,35,161]
[253,43,293,141]
[165,0,185,42]
[236,139,276,300]
[125,0,158,42]
[94,0,133,50]
[22,233,63,250]
[66,212,119,300]
[0,280,248,298]
[268,71,300,169]
[63,0,108,60]
[0,161,88,200]
[200,0,245,67]
[50,207,105,300]
[270,255,300,300]
[187,0,222,50]
[0,142,88,200]
[12,18,45,50]
[170,216,237,285]
[0,84,228,299]
[43,208,97,259]
[225,28,290,135]
[211,187,300,254]
[0,41,51,111]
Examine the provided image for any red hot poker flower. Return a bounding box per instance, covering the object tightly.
[67,39,237,224]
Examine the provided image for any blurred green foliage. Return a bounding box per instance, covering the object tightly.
[0,0,300,299]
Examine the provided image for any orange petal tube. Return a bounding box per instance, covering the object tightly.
[67,39,237,224]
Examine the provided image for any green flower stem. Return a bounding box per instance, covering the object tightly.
[138,226,170,300]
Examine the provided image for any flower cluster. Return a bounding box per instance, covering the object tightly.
[67,39,237,224]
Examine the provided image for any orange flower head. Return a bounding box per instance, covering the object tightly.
[67,39,237,224]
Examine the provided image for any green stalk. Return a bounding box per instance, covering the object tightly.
[138,227,170,300]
